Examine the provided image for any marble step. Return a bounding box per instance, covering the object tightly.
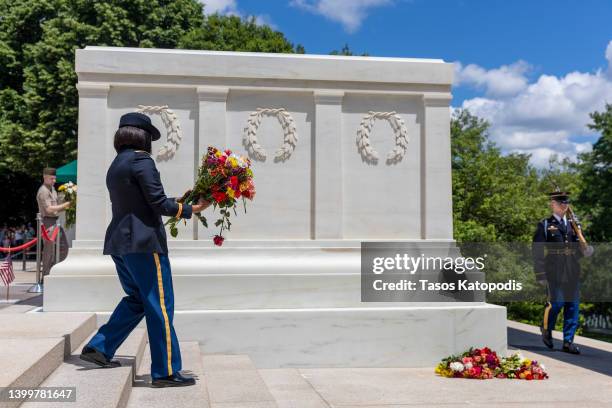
[201,354,278,408]
[127,341,210,408]
[0,338,65,408]
[21,328,147,408]
[0,312,96,356]
[0,304,40,313]
[259,369,329,408]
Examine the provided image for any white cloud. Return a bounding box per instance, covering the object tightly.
[454,60,530,98]
[201,0,238,15]
[200,1,277,28]
[290,0,394,33]
[455,40,612,167]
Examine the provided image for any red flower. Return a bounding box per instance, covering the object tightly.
[230,176,239,189]
[213,235,225,246]
[224,149,232,155]
[212,192,227,203]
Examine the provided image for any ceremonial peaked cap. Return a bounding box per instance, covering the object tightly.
[118,112,161,141]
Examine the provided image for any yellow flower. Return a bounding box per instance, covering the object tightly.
[215,151,222,157]
[229,157,238,168]
[246,168,253,177]
[524,359,531,366]
[226,187,235,198]
[58,185,65,192]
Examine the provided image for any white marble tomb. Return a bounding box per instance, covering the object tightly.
[44,46,507,367]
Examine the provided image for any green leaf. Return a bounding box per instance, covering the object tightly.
[198,215,208,228]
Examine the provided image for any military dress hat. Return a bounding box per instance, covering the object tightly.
[43,167,56,176]
[118,112,161,141]
[548,190,571,204]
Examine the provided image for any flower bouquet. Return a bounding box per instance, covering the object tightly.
[435,347,499,379]
[57,181,77,228]
[495,352,548,380]
[165,146,255,246]
[435,347,548,380]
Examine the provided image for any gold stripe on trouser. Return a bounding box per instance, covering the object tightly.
[543,302,552,330]
[153,252,173,376]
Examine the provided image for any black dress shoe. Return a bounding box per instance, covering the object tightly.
[151,372,196,388]
[562,341,580,354]
[79,346,121,368]
[540,326,553,349]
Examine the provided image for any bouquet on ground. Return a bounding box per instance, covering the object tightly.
[435,347,548,380]
[435,347,500,379]
[57,181,77,228]
[495,352,548,380]
[165,146,255,246]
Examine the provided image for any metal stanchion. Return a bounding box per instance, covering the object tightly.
[27,213,43,293]
[54,219,61,263]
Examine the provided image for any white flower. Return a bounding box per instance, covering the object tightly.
[449,362,464,372]
[540,364,546,371]
[464,362,473,370]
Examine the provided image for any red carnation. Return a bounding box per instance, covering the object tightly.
[212,191,227,203]
[213,235,225,246]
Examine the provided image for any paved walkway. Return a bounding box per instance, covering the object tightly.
[261,321,611,407]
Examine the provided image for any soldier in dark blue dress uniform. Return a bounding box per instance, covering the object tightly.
[79,112,210,387]
[532,190,593,354]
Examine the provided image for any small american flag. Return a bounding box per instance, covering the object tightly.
[0,254,15,286]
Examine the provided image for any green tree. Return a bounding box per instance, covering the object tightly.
[180,13,301,52]
[577,102,612,241]
[451,109,544,242]
[0,0,300,223]
[329,43,369,56]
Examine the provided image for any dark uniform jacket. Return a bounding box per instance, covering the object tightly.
[532,214,582,284]
[103,148,193,255]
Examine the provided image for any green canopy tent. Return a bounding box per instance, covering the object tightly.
[55,160,77,184]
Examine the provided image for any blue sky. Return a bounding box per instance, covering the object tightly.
[201,0,612,166]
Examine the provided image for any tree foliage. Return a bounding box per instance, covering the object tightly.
[451,109,544,242]
[578,103,612,241]
[0,0,300,223]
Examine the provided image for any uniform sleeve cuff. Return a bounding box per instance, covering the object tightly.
[182,204,193,219]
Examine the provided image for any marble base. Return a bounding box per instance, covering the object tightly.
[94,304,507,368]
[45,240,506,367]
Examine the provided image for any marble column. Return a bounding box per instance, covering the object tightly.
[313,91,344,239]
[196,86,229,240]
[75,83,110,241]
[421,93,453,240]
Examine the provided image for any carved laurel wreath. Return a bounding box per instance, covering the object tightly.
[136,105,182,161]
[243,108,298,162]
[356,111,409,164]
